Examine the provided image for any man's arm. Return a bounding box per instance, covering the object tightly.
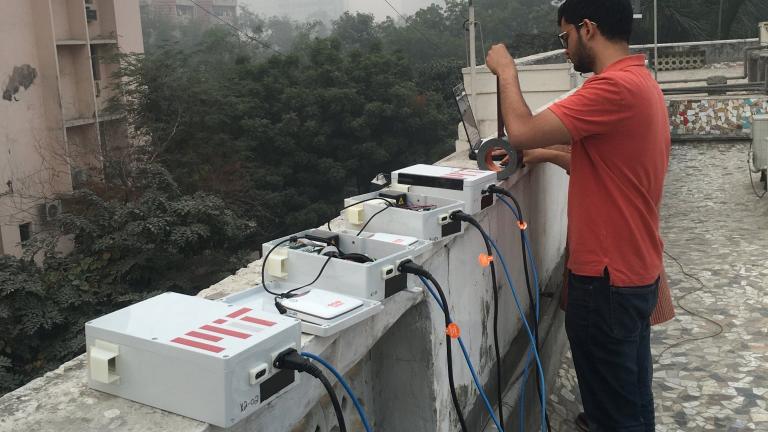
[486,44,572,150]
[524,148,571,173]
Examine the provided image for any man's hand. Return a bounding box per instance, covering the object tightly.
[523,149,547,166]
[486,44,517,76]
[522,149,572,173]
[491,148,510,166]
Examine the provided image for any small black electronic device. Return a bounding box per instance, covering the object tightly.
[303,230,340,247]
[378,191,407,207]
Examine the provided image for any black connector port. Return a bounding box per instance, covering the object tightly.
[448,210,472,223]
[304,230,340,247]
[484,184,506,196]
[273,348,310,372]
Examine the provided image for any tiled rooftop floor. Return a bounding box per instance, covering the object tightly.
[548,141,768,431]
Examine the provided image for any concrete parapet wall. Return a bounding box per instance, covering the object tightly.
[632,38,760,66]
[504,39,760,68]
[0,160,569,431]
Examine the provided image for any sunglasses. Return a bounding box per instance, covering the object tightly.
[557,21,596,49]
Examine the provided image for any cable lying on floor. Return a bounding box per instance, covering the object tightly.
[655,250,724,362]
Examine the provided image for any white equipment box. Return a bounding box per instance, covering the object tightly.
[391,164,497,215]
[85,293,301,428]
[342,190,464,241]
[262,229,429,301]
[223,287,384,337]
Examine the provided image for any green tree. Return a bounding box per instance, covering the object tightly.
[632,0,768,44]
[0,161,260,396]
[114,22,455,238]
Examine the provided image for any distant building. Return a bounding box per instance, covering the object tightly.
[248,0,349,23]
[0,0,144,257]
[141,0,238,26]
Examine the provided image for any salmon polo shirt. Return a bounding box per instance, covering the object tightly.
[549,55,671,287]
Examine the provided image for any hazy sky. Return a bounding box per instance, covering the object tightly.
[347,0,445,20]
[240,0,445,22]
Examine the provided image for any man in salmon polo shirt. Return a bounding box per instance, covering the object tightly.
[485,0,671,430]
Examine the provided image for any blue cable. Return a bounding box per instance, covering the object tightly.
[300,352,373,432]
[496,196,545,432]
[476,230,547,432]
[521,230,543,432]
[417,276,505,432]
[495,197,541,308]
[493,199,533,432]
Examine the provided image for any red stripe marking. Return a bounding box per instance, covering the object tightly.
[241,316,276,327]
[171,337,224,353]
[227,307,252,319]
[200,324,251,339]
[213,319,227,324]
[185,331,223,342]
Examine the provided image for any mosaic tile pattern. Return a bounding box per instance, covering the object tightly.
[548,142,768,431]
[668,98,768,137]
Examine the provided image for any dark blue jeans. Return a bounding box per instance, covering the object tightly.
[565,271,659,432]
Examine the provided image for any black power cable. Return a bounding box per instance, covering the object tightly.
[747,141,767,199]
[356,205,394,236]
[274,349,347,432]
[281,255,334,298]
[260,237,343,314]
[397,260,469,432]
[447,211,505,430]
[656,250,725,362]
[262,237,376,314]
[487,186,553,432]
[261,236,301,298]
[187,0,283,56]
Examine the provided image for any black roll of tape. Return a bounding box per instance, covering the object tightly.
[476,137,523,180]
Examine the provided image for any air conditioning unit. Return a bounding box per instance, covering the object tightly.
[86,6,98,22]
[39,200,63,223]
[760,22,768,45]
[752,114,768,173]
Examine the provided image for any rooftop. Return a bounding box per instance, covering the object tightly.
[549,141,768,432]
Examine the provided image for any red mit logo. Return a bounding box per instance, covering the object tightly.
[327,300,344,308]
[170,307,278,354]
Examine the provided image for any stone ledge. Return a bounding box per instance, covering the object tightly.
[0,355,208,432]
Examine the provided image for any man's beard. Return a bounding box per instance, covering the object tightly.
[572,54,594,74]
[571,35,596,74]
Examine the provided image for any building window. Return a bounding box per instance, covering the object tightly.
[176,5,194,17]
[212,6,235,17]
[19,223,31,243]
[90,45,102,81]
